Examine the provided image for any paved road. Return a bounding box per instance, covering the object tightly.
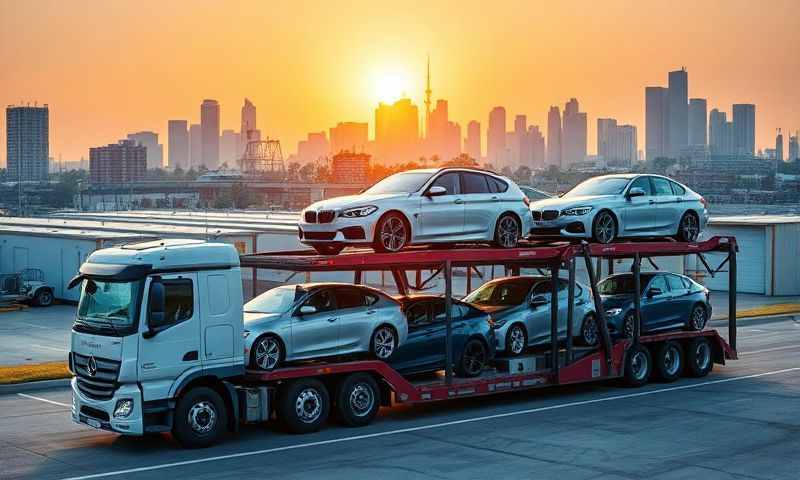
[1,316,799,480]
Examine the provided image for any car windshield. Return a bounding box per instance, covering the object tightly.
[244,285,302,314]
[598,275,655,295]
[77,279,141,327]
[364,172,434,194]
[463,278,537,306]
[564,177,631,197]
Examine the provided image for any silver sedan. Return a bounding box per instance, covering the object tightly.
[243,283,408,370]
[529,174,709,244]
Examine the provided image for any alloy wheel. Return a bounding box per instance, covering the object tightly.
[187,400,217,434]
[462,341,487,376]
[380,216,407,252]
[582,316,599,346]
[373,327,396,359]
[594,212,616,244]
[623,313,636,338]
[681,214,699,241]
[691,307,707,330]
[496,215,520,248]
[508,326,525,354]
[255,336,281,370]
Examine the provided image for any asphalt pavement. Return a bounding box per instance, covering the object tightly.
[1,316,799,480]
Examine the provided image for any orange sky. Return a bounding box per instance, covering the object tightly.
[1,0,798,166]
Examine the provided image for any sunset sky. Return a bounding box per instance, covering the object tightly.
[1,0,798,166]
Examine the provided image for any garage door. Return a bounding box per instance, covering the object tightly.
[703,226,766,294]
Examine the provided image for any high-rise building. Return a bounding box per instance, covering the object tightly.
[775,129,784,163]
[512,115,528,168]
[220,129,240,168]
[189,123,201,169]
[709,109,727,154]
[167,120,189,170]
[6,105,49,181]
[487,107,506,167]
[126,131,163,169]
[89,139,146,184]
[645,86,668,160]
[597,118,637,167]
[297,131,329,163]
[464,121,481,161]
[200,99,220,169]
[426,99,461,161]
[546,106,562,168]
[732,104,756,156]
[688,98,707,146]
[789,132,799,162]
[597,118,617,163]
[240,98,259,156]
[374,98,419,164]
[527,125,545,169]
[561,98,587,167]
[329,122,368,154]
[667,68,688,157]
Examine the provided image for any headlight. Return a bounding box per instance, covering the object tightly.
[561,206,593,216]
[605,308,623,317]
[341,205,378,218]
[113,399,134,418]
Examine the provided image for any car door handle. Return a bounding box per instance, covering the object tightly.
[365,310,376,315]
[491,196,500,201]
[327,317,338,323]
[454,198,464,204]
[649,199,655,204]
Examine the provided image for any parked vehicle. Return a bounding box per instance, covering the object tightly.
[243,283,408,370]
[528,174,708,244]
[391,295,495,377]
[462,276,598,355]
[599,272,711,337]
[298,167,532,254]
[518,185,553,202]
[0,268,54,307]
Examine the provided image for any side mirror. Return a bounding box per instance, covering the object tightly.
[647,287,663,298]
[530,294,549,308]
[143,279,167,338]
[425,185,447,198]
[627,187,646,199]
[299,305,317,315]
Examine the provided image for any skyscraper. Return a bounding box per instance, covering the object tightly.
[127,131,163,169]
[645,86,668,160]
[464,120,481,161]
[374,98,419,164]
[427,100,461,161]
[89,140,146,184]
[6,104,49,181]
[546,106,562,168]
[597,118,637,167]
[688,98,707,146]
[667,68,688,157]
[220,129,240,168]
[561,98,587,167]
[597,118,617,163]
[330,122,369,154]
[527,125,545,169]
[775,129,784,162]
[297,131,330,163]
[240,98,259,156]
[167,120,189,170]
[487,107,506,167]
[511,115,528,168]
[424,55,432,138]
[189,123,201,169]
[200,99,220,169]
[789,132,799,162]
[732,104,756,156]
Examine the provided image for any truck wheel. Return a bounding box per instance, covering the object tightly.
[279,378,330,434]
[623,344,651,387]
[172,387,227,448]
[684,337,714,377]
[33,288,54,307]
[653,341,683,383]
[336,373,380,427]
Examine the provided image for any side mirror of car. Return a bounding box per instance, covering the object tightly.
[425,185,447,198]
[530,294,549,308]
[646,287,663,298]
[299,305,317,315]
[143,278,167,338]
[627,187,646,199]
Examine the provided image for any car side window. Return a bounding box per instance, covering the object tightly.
[364,293,379,306]
[406,302,430,329]
[670,181,686,196]
[163,279,194,325]
[629,176,653,196]
[489,177,509,193]
[647,276,669,295]
[461,172,491,194]
[681,276,694,289]
[303,289,335,313]
[429,172,460,195]
[335,288,365,310]
[653,177,674,196]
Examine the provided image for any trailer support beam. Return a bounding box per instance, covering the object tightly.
[444,260,453,384]
[550,263,560,376]
[566,257,575,365]
[728,245,737,351]
[632,253,642,346]
[583,245,612,373]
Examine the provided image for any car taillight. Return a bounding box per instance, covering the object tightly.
[523,196,530,207]
[700,196,708,209]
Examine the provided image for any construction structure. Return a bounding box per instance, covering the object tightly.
[240,138,285,178]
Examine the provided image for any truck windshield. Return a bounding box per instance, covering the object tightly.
[77,279,142,330]
[244,285,302,314]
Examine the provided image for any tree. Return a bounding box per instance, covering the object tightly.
[287,162,301,182]
[442,153,478,168]
[513,165,532,185]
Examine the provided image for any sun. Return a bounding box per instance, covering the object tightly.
[373,70,409,104]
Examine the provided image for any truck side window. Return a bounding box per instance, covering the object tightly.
[163,279,194,324]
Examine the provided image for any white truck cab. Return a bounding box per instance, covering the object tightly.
[68,239,252,447]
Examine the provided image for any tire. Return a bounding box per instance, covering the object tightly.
[592,210,617,244]
[172,386,227,448]
[457,338,488,378]
[686,304,708,331]
[675,212,700,242]
[313,244,344,255]
[579,314,599,347]
[494,213,521,248]
[504,323,527,356]
[653,341,683,383]
[622,312,637,338]
[373,212,410,253]
[33,288,54,307]
[250,334,283,371]
[279,378,330,434]
[370,325,398,361]
[335,373,380,427]
[684,337,714,377]
[623,344,652,387]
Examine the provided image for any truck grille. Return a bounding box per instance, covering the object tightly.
[304,211,317,223]
[317,210,336,223]
[72,353,120,400]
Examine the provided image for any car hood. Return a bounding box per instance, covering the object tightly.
[529,194,617,210]
[306,193,410,211]
[243,312,283,328]
[600,294,634,310]
[472,304,522,315]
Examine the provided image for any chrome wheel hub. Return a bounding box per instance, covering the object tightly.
[374,328,395,359]
[695,343,711,370]
[509,327,525,354]
[349,384,375,417]
[663,346,681,376]
[295,388,323,423]
[255,337,281,370]
[380,217,406,252]
[595,213,615,244]
[188,401,217,434]
[631,351,649,381]
[498,216,520,248]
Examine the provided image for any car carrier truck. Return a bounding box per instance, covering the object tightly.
[67,237,739,448]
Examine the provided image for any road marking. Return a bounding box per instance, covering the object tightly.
[30,343,68,352]
[59,366,800,480]
[17,393,70,408]
[741,345,800,356]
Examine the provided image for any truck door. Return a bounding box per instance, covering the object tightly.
[138,273,201,402]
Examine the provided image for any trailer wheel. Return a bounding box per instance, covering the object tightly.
[684,337,714,377]
[335,373,380,427]
[33,288,54,307]
[623,344,651,387]
[172,386,227,448]
[279,378,330,434]
[653,341,683,383]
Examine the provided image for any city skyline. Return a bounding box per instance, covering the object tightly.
[1,0,798,166]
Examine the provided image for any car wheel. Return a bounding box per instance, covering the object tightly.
[251,335,283,371]
[33,289,54,307]
[654,341,683,382]
[279,378,330,434]
[374,212,409,253]
[172,387,227,448]
[687,304,708,331]
[457,338,488,378]
[505,324,527,356]
[675,212,700,242]
[623,344,651,387]
[684,337,714,377]
[579,314,599,346]
[313,244,344,255]
[494,213,521,248]
[370,325,397,360]
[592,210,617,244]
[622,312,637,338]
[336,373,380,427]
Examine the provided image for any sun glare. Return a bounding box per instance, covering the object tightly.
[373,70,409,104]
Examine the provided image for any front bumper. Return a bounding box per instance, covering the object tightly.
[529,215,592,239]
[71,377,144,435]
[298,215,377,246]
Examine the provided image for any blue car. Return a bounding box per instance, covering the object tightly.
[390,295,495,377]
[598,271,711,337]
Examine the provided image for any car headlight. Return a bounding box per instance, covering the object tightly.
[341,205,378,218]
[113,399,134,418]
[561,206,593,216]
[605,308,623,317]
